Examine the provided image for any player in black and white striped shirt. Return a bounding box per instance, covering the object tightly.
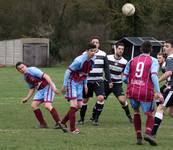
[104,42,132,123]
[78,36,112,125]
[150,40,173,145]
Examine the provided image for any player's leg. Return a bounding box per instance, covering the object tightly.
[141,101,157,146]
[31,100,48,128]
[61,80,76,126]
[151,104,164,137]
[78,98,89,124]
[61,100,79,134]
[113,84,132,123]
[76,98,84,124]
[32,90,48,128]
[130,99,142,145]
[43,86,62,125]
[78,82,93,124]
[69,99,79,133]
[44,101,68,132]
[61,100,78,133]
[103,80,111,101]
[118,95,133,123]
[92,81,105,125]
[152,89,173,137]
[62,80,79,133]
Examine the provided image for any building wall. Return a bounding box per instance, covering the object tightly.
[0,38,49,66]
[0,39,22,65]
[0,41,6,64]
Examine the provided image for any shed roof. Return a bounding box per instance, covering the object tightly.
[119,37,163,46]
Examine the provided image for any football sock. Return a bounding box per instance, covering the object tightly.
[61,111,70,125]
[122,101,131,117]
[69,107,78,131]
[94,101,104,121]
[91,106,97,120]
[50,107,61,123]
[145,111,154,135]
[80,104,88,121]
[151,111,163,136]
[134,113,142,138]
[33,109,47,125]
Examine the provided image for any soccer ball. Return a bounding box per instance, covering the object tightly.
[122,3,135,16]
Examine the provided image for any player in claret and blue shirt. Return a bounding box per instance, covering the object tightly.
[61,43,96,134]
[16,62,67,132]
[123,41,163,145]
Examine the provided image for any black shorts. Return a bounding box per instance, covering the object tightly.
[83,80,105,98]
[104,81,124,99]
[163,89,173,107]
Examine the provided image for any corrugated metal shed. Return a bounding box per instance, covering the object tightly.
[108,37,163,60]
[122,37,163,46]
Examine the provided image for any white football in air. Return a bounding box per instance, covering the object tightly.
[122,3,135,16]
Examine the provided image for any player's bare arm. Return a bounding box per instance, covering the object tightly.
[159,71,172,82]
[21,88,35,103]
[43,73,60,95]
[61,86,66,93]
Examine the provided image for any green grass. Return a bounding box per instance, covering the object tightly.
[0,65,172,150]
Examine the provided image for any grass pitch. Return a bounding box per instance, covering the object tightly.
[0,66,172,150]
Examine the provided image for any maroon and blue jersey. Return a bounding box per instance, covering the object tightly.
[63,53,95,86]
[24,67,48,90]
[124,54,159,102]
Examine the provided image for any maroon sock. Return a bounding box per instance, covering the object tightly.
[61,111,70,125]
[134,113,142,138]
[33,109,47,125]
[50,108,61,123]
[69,107,77,131]
[145,111,154,135]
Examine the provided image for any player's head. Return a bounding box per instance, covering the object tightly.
[86,43,97,58]
[140,41,152,54]
[157,52,166,66]
[115,42,125,57]
[16,62,28,74]
[90,36,100,49]
[163,39,173,55]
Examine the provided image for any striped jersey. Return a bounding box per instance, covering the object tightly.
[165,54,173,87]
[124,54,159,102]
[87,49,111,82]
[107,54,127,83]
[63,52,95,86]
[24,67,48,90]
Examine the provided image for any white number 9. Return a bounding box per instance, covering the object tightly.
[135,62,144,78]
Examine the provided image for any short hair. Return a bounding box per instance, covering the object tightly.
[157,52,167,59]
[140,41,152,54]
[89,36,100,42]
[15,62,27,69]
[116,42,125,48]
[86,42,96,50]
[165,39,173,47]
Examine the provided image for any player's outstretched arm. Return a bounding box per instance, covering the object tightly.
[21,88,35,103]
